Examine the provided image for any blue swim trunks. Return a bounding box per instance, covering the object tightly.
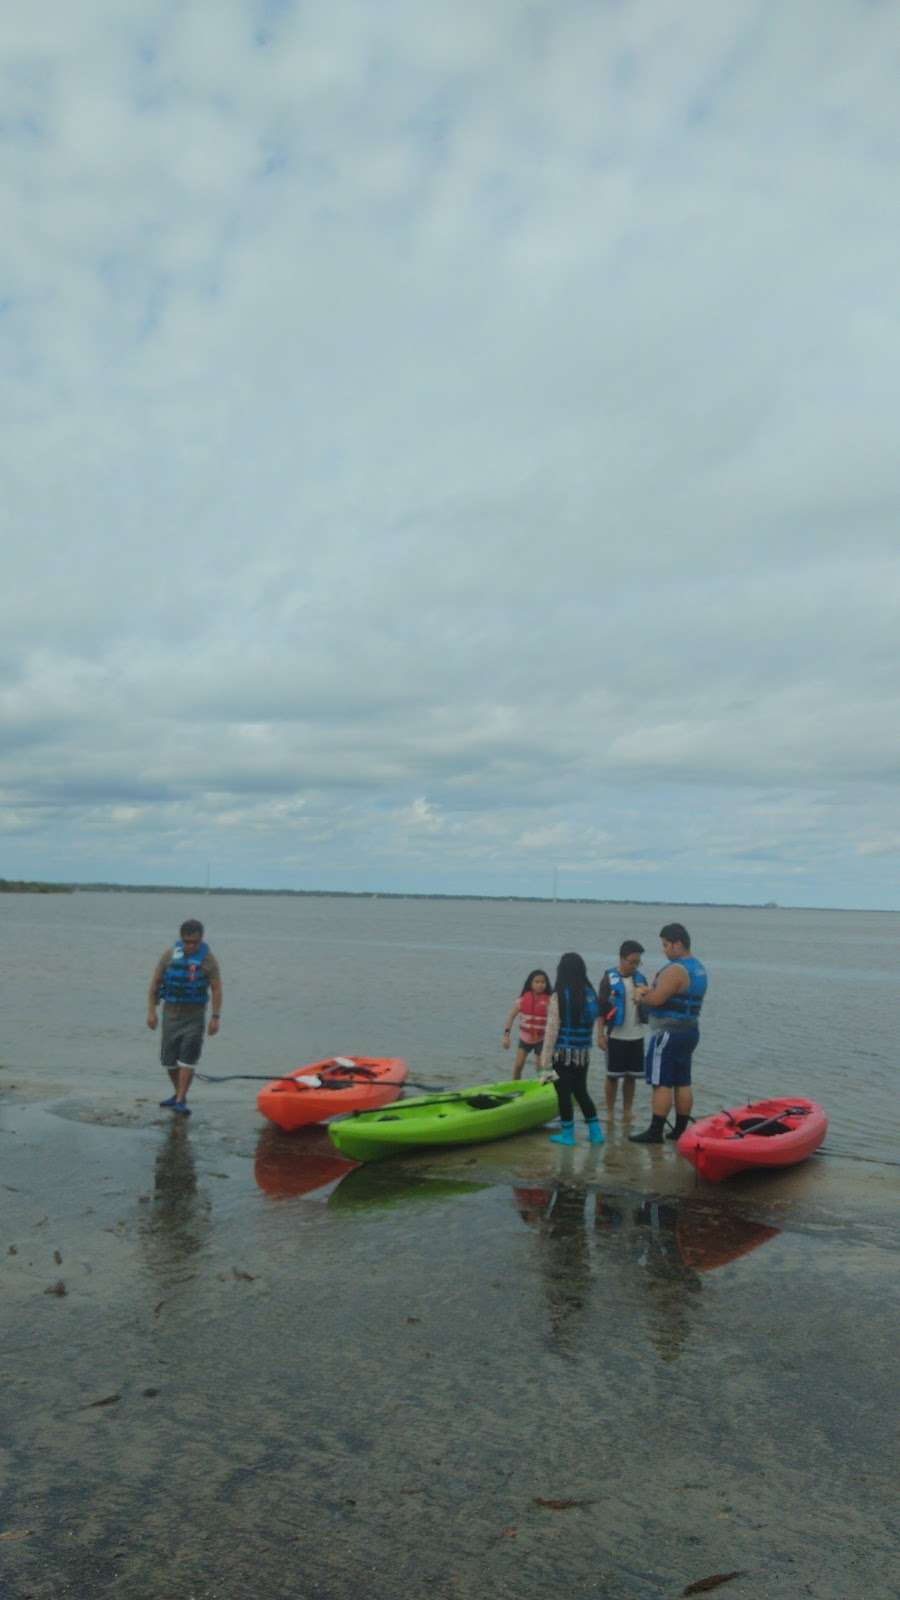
[645,1026,699,1089]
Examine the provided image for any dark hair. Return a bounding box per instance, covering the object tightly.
[520,969,551,997]
[659,922,690,948]
[553,951,595,1026]
[180,919,204,938]
[619,939,644,959]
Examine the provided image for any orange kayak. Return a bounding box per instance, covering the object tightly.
[256,1056,408,1131]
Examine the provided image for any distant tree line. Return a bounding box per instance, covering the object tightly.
[0,879,75,894]
[0,878,782,909]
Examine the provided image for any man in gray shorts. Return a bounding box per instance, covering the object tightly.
[146,919,223,1115]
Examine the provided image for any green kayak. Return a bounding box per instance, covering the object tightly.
[328,1078,558,1163]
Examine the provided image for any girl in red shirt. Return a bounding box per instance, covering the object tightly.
[501,969,551,1079]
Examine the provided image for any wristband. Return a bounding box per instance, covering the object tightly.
[212,1013,221,1019]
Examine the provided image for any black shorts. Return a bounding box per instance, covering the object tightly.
[517,1038,543,1057]
[606,1037,645,1078]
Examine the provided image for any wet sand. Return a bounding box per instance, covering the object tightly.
[1,1080,897,1600]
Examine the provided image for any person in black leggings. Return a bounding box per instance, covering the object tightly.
[539,951,604,1147]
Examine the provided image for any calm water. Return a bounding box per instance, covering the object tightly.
[1,893,897,1599]
[2,891,898,1160]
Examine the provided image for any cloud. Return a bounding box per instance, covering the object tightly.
[1,1,898,906]
[397,797,444,832]
[856,834,900,860]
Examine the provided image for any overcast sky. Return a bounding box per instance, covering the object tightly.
[2,1,898,909]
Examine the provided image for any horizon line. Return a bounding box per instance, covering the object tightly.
[1,877,894,915]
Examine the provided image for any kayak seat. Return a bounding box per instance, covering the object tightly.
[736,1117,791,1137]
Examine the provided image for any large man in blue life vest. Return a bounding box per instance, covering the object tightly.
[146,919,222,1116]
[629,922,707,1145]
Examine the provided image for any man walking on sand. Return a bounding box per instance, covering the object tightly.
[146,919,222,1116]
[596,940,648,1119]
[629,923,707,1145]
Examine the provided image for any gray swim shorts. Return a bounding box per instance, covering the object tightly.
[160,1008,205,1069]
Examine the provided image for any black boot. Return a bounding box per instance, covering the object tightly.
[666,1114,692,1141]
[629,1114,666,1144]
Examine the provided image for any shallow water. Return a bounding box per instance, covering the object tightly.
[1,1100,897,1598]
[2,890,898,1161]
[1,893,898,1598]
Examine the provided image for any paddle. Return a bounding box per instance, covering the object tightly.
[196,1069,447,1092]
[346,1088,526,1118]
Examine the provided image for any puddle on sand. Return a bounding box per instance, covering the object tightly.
[0,1114,896,1600]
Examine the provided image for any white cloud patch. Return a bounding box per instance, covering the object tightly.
[398,797,444,832]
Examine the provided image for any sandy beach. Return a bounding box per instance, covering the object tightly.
[1,1068,896,1600]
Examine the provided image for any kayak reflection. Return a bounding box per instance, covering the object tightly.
[253,1124,357,1199]
[674,1202,779,1273]
[328,1164,490,1212]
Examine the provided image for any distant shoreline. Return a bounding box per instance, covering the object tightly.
[1,879,893,913]
[0,879,76,895]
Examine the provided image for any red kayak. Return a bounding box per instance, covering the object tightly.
[677,1096,827,1184]
[675,1211,779,1271]
[256,1056,408,1132]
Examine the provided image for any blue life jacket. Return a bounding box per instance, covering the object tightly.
[603,966,648,1028]
[651,956,707,1026]
[160,940,211,1006]
[556,984,599,1052]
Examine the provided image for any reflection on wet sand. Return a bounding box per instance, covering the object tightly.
[328,1164,489,1211]
[138,1121,212,1278]
[254,1126,497,1210]
[531,1181,594,1358]
[675,1204,779,1274]
[629,1197,702,1361]
[512,1182,780,1363]
[253,1123,356,1199]
[512,1185,779,1273]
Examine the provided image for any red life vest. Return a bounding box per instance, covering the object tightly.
[518,990,549,1044]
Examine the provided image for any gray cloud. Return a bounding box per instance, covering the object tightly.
[1,1,898,905]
